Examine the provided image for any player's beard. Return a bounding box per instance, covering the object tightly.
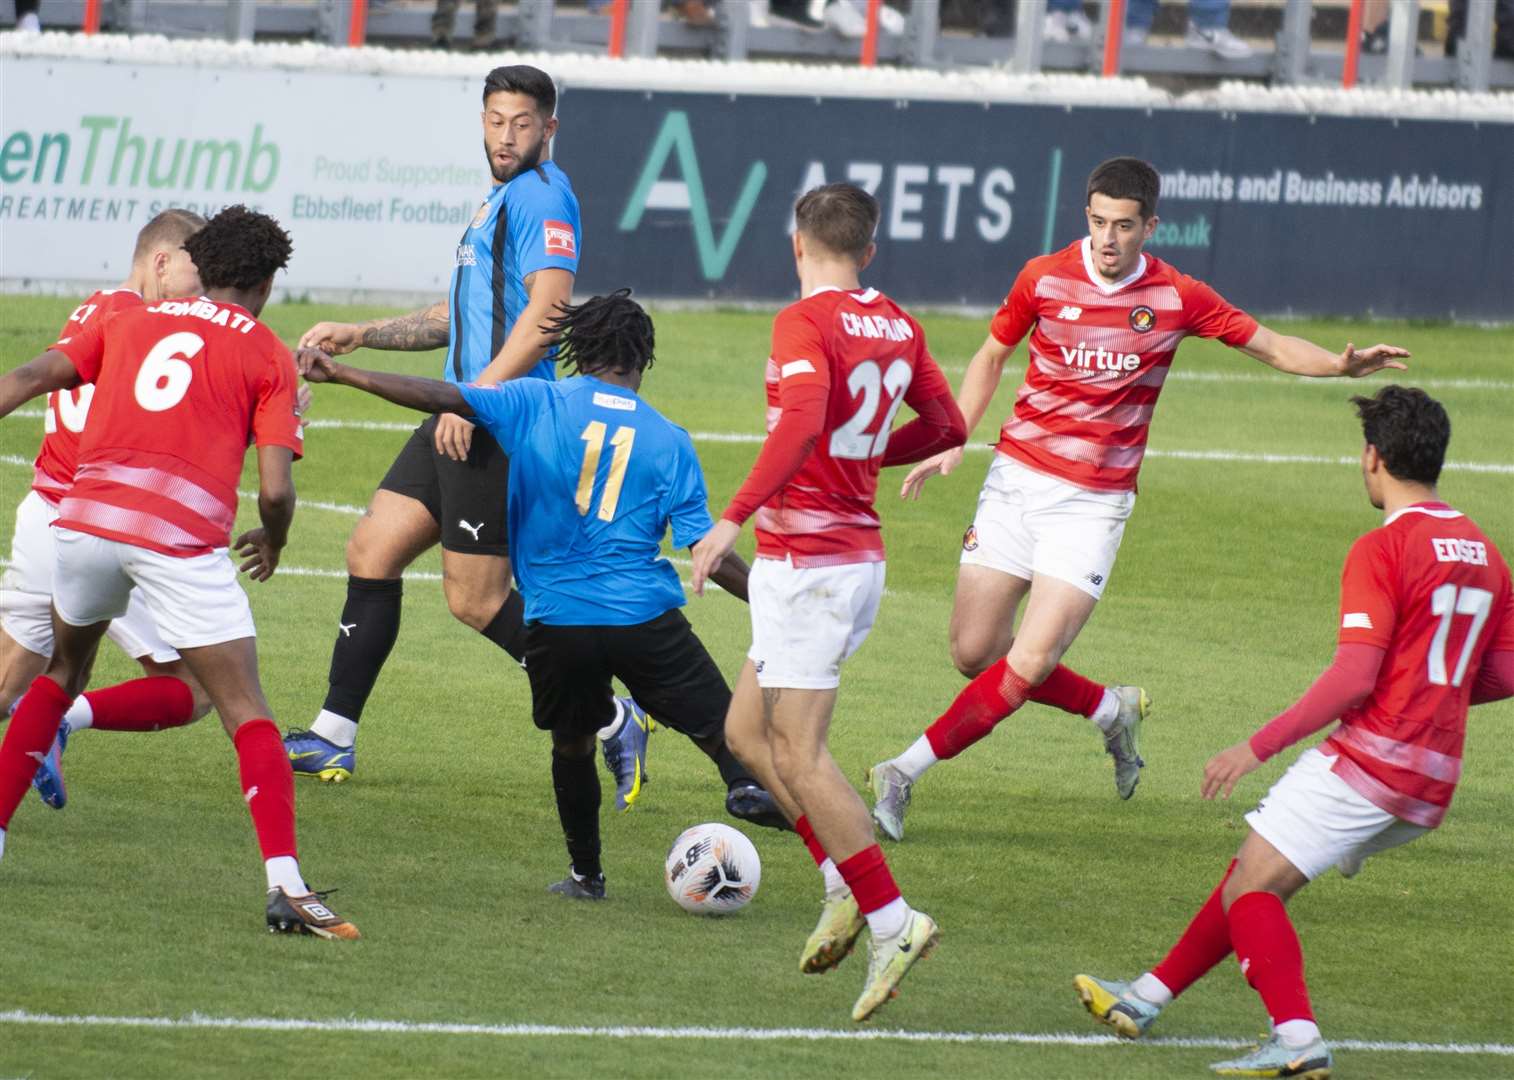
[486,133,547,184]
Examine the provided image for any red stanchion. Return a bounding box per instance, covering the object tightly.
[83,0,102,34]
[1342,0,1365,88]
[861,0,883,67]
[348,0,369,46]
[1102,0,1126,76]
[609,0,629,58]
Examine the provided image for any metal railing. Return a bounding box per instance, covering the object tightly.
[19,0,1512,91]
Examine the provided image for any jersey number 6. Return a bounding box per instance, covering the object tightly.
[134,332,204,412]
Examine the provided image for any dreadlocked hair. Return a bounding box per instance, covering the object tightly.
[183,205,293,291]
[545,288,656,377]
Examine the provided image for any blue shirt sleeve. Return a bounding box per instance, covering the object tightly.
[511,170,581,279]
[457,379,542,455]
[665,429,715,550]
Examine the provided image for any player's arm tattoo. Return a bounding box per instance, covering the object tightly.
[761,687,782,724]
[358,299,450,351]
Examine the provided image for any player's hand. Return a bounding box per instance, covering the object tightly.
[1201,741,1262,801]
[434,413,475,461]
[295,347,341,384]
[295,381,314,431]
[234,528,283,582]
[690,519,742,597]
[1339,342,1410,378]
[900,446,965,501]
[298,321,363,355]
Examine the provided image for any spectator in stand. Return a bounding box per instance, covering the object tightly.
[16,0,40,33]
[432,0,498,50]
[1447,0,1514,59]
[1045,0,1095,43]
[1126,0,1253,60]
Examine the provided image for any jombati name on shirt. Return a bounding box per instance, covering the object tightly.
[146,298,258,334]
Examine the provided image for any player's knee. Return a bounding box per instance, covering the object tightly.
[446,591,502,631]
[1005,645,1057,686]
[950,633,999,679]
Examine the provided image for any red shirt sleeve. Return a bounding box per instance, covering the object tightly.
[720,309,830,526]
[1177,274,1259,347]
[988,266,1039,349]
[1249,643,1386,761]
[51,309,109,384]
[250,339,304,461]
[882,348,967,467]
[1489,576,1514,654]
[1337,531,1397,649]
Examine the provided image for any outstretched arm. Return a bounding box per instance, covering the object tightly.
[898,334,1012,500]
[298,299,451,356]
[298,348,470,417]
[0,351,79,417]
[1239,325,1410,378]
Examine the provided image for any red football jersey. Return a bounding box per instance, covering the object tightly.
[31,289,144,505]
[754,287,952,566]
[989,238,1258,492]
[52,296,303,557]
[1321,503,1514,827]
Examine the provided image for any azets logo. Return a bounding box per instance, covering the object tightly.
[1059,342,1141,372]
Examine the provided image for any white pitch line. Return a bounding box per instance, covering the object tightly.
[0,1010,1509,1057]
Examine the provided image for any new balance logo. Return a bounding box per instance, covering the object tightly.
[339,622,356,637]
[244,785,259,804]
[458,519,483,541]
[1057,305,1082,321]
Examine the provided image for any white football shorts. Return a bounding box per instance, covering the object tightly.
[51,526,256,650]
[959,453,1135,600]
[1245,747,1429,881]
[1,491,179,662]
[748,556,885,690]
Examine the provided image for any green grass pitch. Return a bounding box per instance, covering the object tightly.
[1,296,1511,1079]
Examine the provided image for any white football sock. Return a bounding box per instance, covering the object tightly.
[0,826,7,861]
[891,736,938,782]
[265,856,308,896]
[1131,972,1174,1006]
[1090,689,1120,733]
[596,698,626,742]
[820,857,846,900]
[864,897,910,940]
[1275,1018,1322,1048]
[310,709,357,748]
[63,695,94,732]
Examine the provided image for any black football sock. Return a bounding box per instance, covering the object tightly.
[480,590,528,666]
[696,737,756,790]
[552,749,602,880]
[321,576,403,724]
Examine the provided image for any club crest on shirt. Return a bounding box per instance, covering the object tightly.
[470,201,491,228]
[962,525,979,552]
[1129,305,1156,333]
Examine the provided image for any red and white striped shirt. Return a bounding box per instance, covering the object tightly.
[988,238,1258,492]
[31,289,144,506]
[1323,503,1514,827]
[51,296,303,557]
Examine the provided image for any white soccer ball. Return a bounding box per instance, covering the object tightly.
[664,822,761,915]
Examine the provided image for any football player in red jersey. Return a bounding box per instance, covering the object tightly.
[691,183,967,1022]
[867,157,1411,838]
[0,207,358,939]
[1073,387,1514,1077]
[0,211,216,756]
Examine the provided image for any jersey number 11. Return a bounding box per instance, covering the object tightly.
[576,421,636,521]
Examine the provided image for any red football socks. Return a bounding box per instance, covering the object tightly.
[233,718,298,861]
[1029,664,1105,718]
[924,658,1032,759]
[83,676,196,732]
[795,814,828,868]
[1228,891,1316,1024]
[836,844,901,915]
[1152,860,1238,997]
[0,676,70,830]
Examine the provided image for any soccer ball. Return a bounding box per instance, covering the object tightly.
[664,823,761,915]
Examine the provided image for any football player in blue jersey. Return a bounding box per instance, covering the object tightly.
[297,290,791,895]
[284,66,648,803]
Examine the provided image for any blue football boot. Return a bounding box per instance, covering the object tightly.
[283,729,355,783]
[32,720,70,809]
[599,697,650,811]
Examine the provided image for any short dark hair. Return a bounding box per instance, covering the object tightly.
[183,205,292,291]
[546,288,655,377]
[1087,157,1161,219]
[1352,385,1451,485]
[482,64,556,117]
[793,182,879,263]
[131,208,205,263]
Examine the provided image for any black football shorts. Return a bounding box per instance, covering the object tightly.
[377,414,509,556]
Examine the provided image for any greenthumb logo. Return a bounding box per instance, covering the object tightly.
[0,117,279,192]
[618,111,765,282]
